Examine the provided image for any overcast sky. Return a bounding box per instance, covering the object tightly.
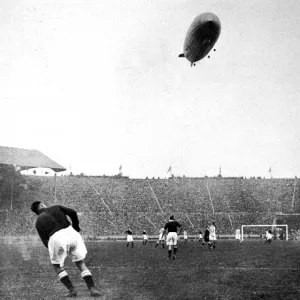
[1,0,300,178]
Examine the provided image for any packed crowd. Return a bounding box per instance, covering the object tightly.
[0,176,298,236]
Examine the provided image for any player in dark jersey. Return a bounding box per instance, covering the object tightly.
[31,201,101,297]
[164,215,181,260]
[203,226,210,247]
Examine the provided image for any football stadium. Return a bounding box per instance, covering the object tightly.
[2,0,300,299]
[1,155,300,299]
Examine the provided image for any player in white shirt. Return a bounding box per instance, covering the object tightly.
[142,230,148,245]
[208,222,217,250]
[235,228,242,244]
[265,230,272,244]
[183,230,188,244]
[125,229,134,248]
[198,230,203,246]
[155,227,166,248]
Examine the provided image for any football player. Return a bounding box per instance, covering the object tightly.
[265,230,272,244]
[208,222,217,250]
[183,230,188,244]
[164,215,181,260]
[142,230,148,245]
[125,228,134,248]
[31,201,101,297]
[155,227,166,248]
[235,228,242,244]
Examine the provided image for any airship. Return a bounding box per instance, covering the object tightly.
[179,12,221,67]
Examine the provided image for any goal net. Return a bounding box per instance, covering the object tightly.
[241,224,288,242]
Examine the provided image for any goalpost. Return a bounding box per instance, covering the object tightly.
[241,224,288,242]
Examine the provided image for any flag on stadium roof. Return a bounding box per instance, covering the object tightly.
[167,166,172,173]
[0,146,66,172]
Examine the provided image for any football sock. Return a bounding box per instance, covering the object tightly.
[174,247,177,255]
[127,243,129,247]
[131,242,134,248]
[58,270,74,290]
[168,250,172,258]
[81,270,95,289]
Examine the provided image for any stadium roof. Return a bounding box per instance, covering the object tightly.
[0,146,66,172]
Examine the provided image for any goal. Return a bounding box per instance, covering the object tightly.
[241,224,288,242]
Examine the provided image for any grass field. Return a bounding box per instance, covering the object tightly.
[0,239,300,300]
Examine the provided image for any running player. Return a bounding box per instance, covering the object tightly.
[164,215,181,260]
[235,228,242,244]
[31,201,101,297]
[142,230,148,245]
[125,228,134,248]
[155,227,166,248]
[208,222,217,250]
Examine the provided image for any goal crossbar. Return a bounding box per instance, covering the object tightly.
[241,224,288,241]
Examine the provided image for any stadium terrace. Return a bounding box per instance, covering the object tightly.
[0,175,299,238]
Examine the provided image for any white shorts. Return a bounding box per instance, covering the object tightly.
[143,235,148,240]
[166,232,178,246]
[127,235,133,242]
[48,226,87,267]
[235,234,241,240]
[209,234,216,241]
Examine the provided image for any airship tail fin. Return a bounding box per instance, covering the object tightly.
[178,53,185,58]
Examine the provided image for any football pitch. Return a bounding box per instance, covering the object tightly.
[0,239,300,300]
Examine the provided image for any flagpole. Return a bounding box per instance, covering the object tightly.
[10,176,14,211]
[166,166,172,178]
[54,173,57,201]
[292,177,297,209]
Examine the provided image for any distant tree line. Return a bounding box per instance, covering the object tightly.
[0,164,26,209]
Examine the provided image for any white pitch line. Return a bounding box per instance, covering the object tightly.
[2,266,299,272]
[86,266,300,271]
